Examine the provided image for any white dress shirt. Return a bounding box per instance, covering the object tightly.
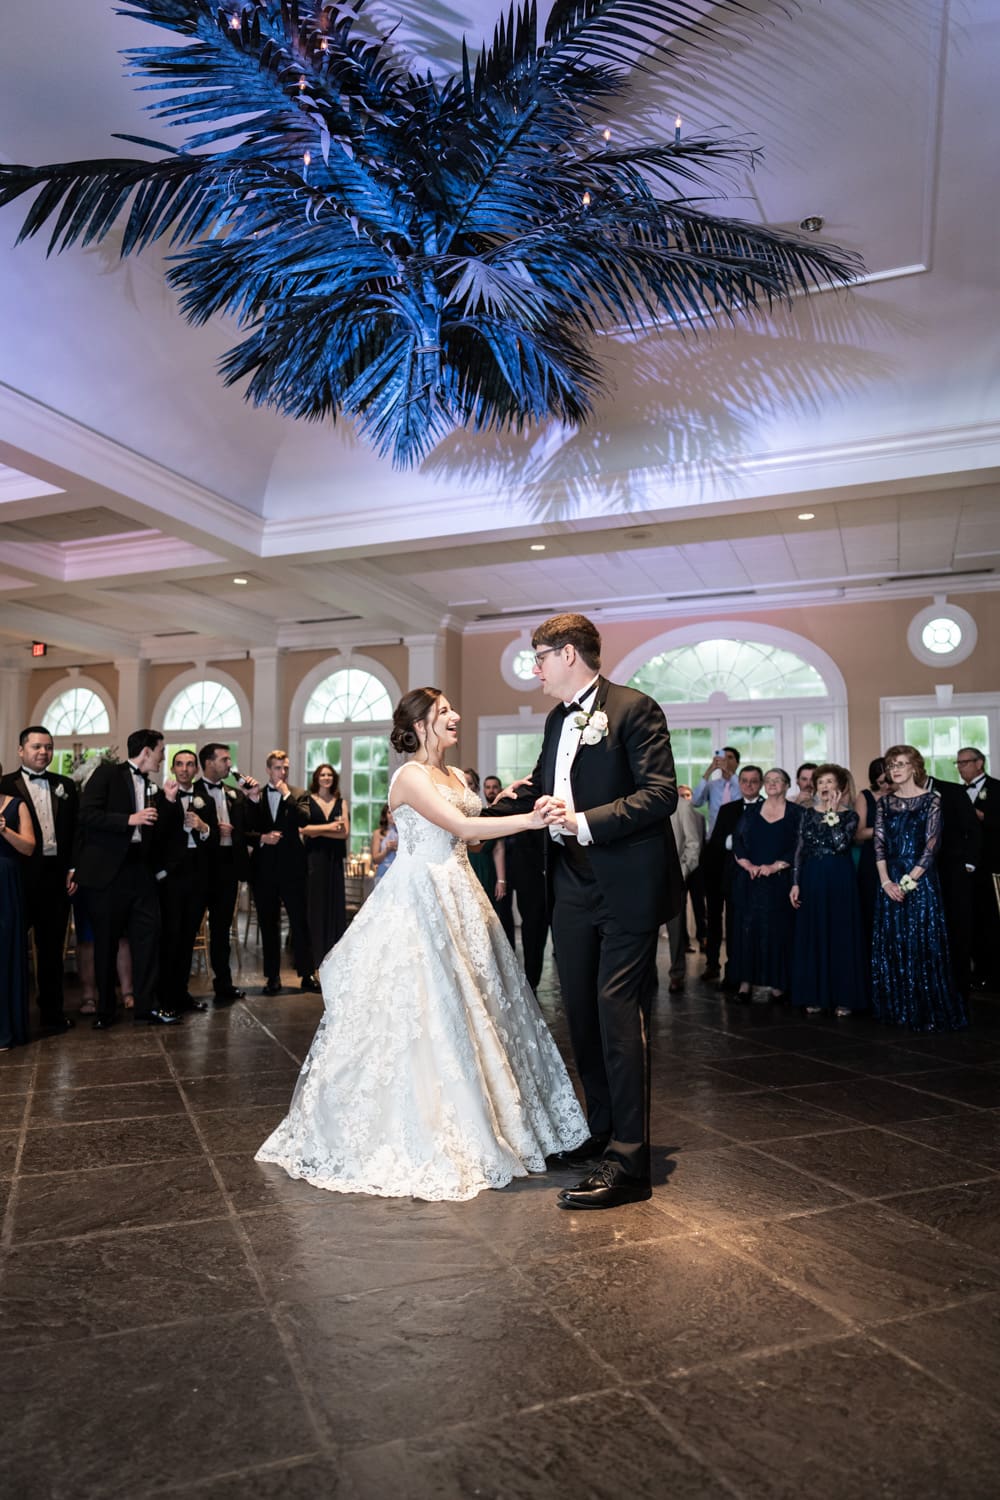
[204,782,232,845]
[551,676,600,847]
[966,774,986,804]
[23,772,57,856]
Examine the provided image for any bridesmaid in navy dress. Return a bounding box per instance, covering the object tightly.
[0,776,36,1050]
[730,768,802,999]
[790,764,867,1016]
[872,745,966,1032]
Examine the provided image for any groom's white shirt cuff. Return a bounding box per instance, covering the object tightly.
[575,812,593,845]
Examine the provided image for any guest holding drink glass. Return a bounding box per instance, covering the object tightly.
[790,764,866,1017]
[730,768,802,1001]
[872,746,966,1032]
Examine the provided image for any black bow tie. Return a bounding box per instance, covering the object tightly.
[203,781,221,790]
[129,766,149,783]
[562,682,599,717]
[25,771,49,781]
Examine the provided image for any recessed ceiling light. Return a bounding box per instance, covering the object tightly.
[799,215,824,232]
[797,512,815,521]
[530,543,546,552]
[233,576,249,585]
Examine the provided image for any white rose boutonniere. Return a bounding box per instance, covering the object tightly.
[821,809,840,827]
[225,788,236,800]
[977,787,987,804]
[575,703,609,747]
[192,796,206,810]
[899,874,918,894]
[53,782,66,800]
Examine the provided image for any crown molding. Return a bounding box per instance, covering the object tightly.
[0,531,225,583]
[0,383,265,554]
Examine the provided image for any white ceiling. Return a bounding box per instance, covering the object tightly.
[0,0,998,664]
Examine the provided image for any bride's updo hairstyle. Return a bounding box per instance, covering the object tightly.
[391,687,443,754]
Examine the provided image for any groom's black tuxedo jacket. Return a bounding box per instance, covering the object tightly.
[485,676,683,934]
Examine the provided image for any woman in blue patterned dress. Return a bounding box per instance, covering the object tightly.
[790,764,867,1016]
[872,745,966,1032]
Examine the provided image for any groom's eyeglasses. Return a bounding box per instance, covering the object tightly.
[532,646,563,667]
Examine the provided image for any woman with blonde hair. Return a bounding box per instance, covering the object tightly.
[872,745,966,1031]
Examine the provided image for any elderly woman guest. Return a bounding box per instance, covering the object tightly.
[299,764,349,962]
[729,769,802,1001]
[0,766,36,1049]
[872,745,966,1031]
[790,764,867,1017]
[855,756,889,955]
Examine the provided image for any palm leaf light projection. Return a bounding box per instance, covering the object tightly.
[0,0,862,467]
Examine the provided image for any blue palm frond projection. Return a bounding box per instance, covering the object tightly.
[0,1,862,466]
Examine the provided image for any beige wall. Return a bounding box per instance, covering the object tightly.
[460,594,1000,773]
[19,594,1000,777]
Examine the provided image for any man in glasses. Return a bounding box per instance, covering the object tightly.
[486,612,683,1210]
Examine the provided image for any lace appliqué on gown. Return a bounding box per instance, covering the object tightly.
[256,772,587,1200]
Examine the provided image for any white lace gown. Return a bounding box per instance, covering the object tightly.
[255,771,588,1201]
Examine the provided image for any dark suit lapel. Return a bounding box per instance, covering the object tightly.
[13,772,42,844]
[541,707,563,794]
[570,676,610,780]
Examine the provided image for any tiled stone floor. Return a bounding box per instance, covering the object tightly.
[4,943,1000,1499]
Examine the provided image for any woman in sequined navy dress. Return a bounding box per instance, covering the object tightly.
[790,764,867,1016]
[872,745,966,1032]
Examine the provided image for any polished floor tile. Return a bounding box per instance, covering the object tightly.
[2,952,998,1498]
[342,1389,731,1500]
[654,1335,1000,1499]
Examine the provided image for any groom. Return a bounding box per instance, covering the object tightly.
[487,613,682,1208]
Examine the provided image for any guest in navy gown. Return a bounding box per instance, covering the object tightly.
[730,769,802,1000]
[872,745,967,1032]
[790,764,867,1017]
[0,774,37,1050]
[855,756,889,957]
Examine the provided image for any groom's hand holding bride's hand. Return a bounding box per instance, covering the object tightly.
[534,796,576,835]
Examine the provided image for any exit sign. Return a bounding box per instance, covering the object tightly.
[31,642,47,658]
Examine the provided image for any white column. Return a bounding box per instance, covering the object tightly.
[0,666,29,772]
[405,633,445,690]
[250,647,281,778]
[114,657,148,738]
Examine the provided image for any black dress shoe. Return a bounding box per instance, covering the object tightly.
[92,1014,119,1030]
[134,1008,183,1026]
[546,1135,610,1169]
[703,964,720,981]
[263,980,283,996]
[300,975,321,993]
[557,1159,652,1211]
[213,987,245,1006]
[42,1016,76,1035]
[175,997,209,1014]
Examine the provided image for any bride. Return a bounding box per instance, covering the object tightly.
[256,686,588,1201]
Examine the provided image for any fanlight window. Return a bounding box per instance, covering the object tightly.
[45,687,111,736]
[165,680,242,730]
[304,669,392,724]
[629,640,827,703]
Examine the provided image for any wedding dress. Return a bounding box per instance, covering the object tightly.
[256,767,587,1201]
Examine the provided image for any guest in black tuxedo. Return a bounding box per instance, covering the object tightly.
[194,743,261,1004]
[485,773,549,990]
[956,747,1000,991]
[702,766,764,993]
[926,758,982,1003]
[486,612,683,1210]
[76,728,182,1027]
[153,750,214,1015]
[249,750,317,995]
[0,725,79,1033]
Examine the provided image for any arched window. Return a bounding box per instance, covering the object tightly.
[613,626,846,796]
[46,687,111,736]
[35,682,115,777]
[165,680,242,731]
[301,667,394,854]
[304,669,393,724]
[157,675,247,776]
[629,640,827,703]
